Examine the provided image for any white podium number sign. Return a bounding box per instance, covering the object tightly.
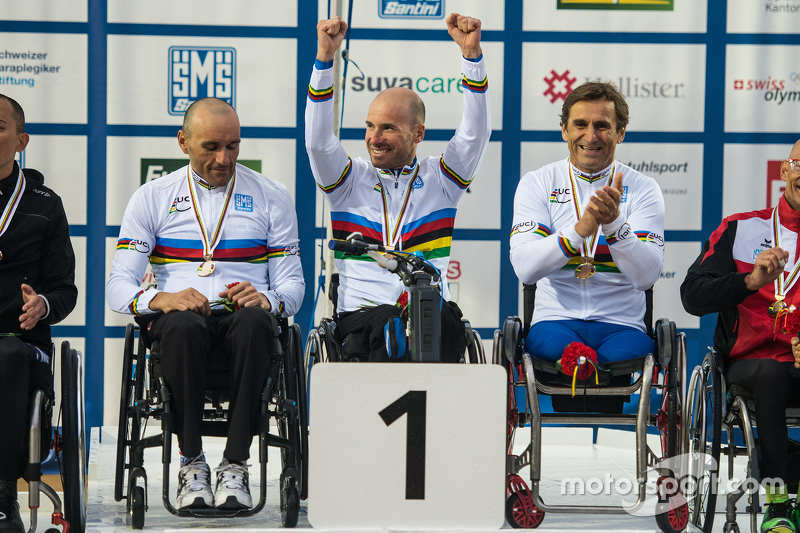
[309,363,507,530]
[379,390,426,500]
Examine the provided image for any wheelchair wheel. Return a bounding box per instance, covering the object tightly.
[115,323,143,503]
[686,353,721,533]
[657,320,680,458]
[278,324,306,527]
[290,323,309,501]
[655,482,689,533]
[505,491,544,529]
[60,341,87,533]
[130,485,145,529]
[281,484,300,528]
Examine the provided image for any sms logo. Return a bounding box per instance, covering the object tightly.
[168,46,236,116]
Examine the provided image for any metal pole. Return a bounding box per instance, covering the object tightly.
[322,0,344,320]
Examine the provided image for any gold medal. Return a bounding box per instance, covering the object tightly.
[197,261,215,277]
[768,297,787,317]
[0,250,3,262]
[575,259,596,280]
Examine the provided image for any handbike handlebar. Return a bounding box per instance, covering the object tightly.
[328,234,440,284]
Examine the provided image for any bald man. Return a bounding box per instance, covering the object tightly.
[306,14,491,363]
[107,98,304,511]
[682,141,800,533]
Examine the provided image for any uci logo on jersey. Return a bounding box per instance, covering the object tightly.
[379,0,444,18]
[168,46,236,116]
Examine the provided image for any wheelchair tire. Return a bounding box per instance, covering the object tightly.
[320,319,341,363]
[687,353,721,533]
[290,324,309,501]
[281,485,300,528]
[657,320,680,459]
[60,342,87,533]
[130,485,145,530]
[279,325,305,506]
[115,323,137,503]
[505,491,544,529]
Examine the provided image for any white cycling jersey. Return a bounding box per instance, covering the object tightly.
[510,158,665,331]
[305,56,491,313]
[107,164,304,317]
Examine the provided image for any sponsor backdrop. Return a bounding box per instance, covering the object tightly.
[0,0,796,431]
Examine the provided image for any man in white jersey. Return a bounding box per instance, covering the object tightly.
[510,82,664,367]
[306,14,490,362]
[107,98,304,511]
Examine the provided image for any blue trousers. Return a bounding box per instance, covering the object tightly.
[525,320,654,364]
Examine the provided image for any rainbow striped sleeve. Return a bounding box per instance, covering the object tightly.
[635,231,651,242]
[557,235,579,258]
[439,157,472,189]
[117,238,133,250]
[128,290,144,315]
[533,223,551,238]
[318,158,352,194]
[461,74,488,93]
[308,83,333,102]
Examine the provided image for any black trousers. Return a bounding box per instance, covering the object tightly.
[0,336,51,481]
[726,357,800,483]
[149,307,277,461]
[337,300,466,363]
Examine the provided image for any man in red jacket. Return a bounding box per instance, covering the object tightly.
[682,140,800,533]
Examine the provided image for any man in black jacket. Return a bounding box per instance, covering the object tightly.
[0,94,77,533]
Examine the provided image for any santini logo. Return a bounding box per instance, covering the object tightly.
[557,0,674,10]
[168,46,236,116]
[380,0,443,18]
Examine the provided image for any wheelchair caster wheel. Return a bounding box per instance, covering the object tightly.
[281,485,300,528]
[131,486,145,529]
[655,484,688,533]
[506,491,544,529]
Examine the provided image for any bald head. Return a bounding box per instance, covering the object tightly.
[372,87,425,129]
[182,97,238,139]
[790,139,800,159]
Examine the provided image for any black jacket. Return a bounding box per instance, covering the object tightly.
[0,163,77,351]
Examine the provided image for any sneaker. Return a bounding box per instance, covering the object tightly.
[762,499,796,533]
[176,457,213,509]
[214,461,252,509]
[0,480,23,533]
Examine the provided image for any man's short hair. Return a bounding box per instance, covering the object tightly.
[0,94,25,134]
[560,82,629,133]
[182,97,236,138]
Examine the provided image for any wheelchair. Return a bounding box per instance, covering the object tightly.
[114,314,308,529]
[493,284,688,532]
[25,340,87,533]
[685,349,800,533]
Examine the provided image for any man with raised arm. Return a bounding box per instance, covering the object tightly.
[306,13,491,363]
[682,140,800,533]
[0,94,77,533]
[510,82,665,366]
[107,97,304,511]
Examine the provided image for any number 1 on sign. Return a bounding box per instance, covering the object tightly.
[379,390,426,500]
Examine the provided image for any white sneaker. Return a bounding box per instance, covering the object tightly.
[176,457,213,509]
[214,461,252,509]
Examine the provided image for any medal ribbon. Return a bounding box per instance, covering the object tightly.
[567,160,615,260]
[379,164,418,249]
[186,167,235,261]
[771,207,800,301]
[0,168,25,241]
